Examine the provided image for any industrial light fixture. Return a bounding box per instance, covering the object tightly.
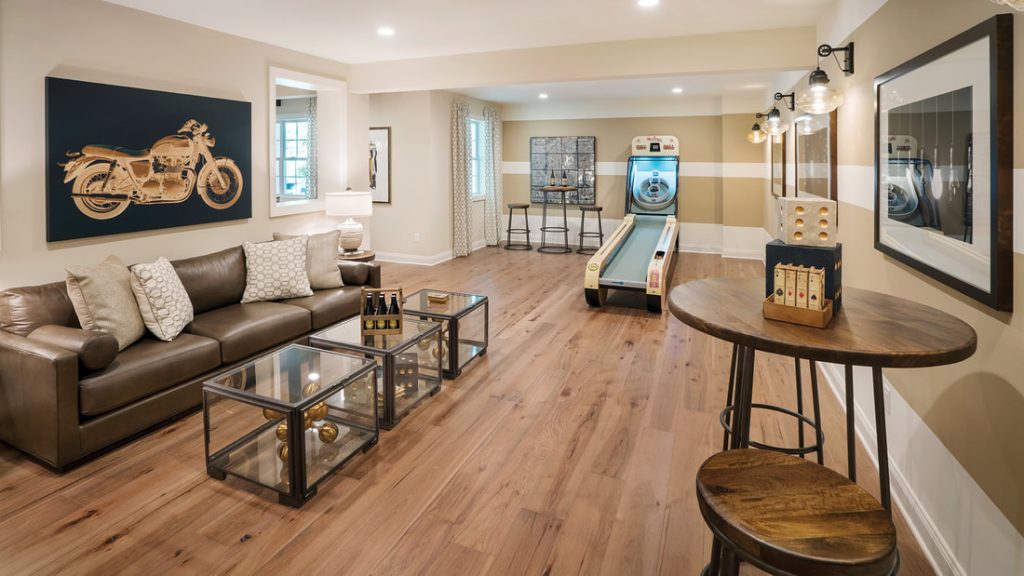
[756,106,787,138]
[377,26,395,36]
[794,43,853,115]
[774,91,795,111]
[747,121,767,144]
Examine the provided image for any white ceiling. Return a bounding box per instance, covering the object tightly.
[456,71,807,104]
[103,0,835,64]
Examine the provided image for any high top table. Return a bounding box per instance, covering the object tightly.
[537,186,575,254]
[668,278,977,514]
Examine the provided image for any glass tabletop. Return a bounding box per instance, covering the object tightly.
[205,344,373,407]
[312,317,439,352]
[403,289,486,317]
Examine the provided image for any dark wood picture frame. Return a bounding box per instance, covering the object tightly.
[369,126,391,204]
[794,110,838,202]
[771,132,787,197]
[873,14,1013,311]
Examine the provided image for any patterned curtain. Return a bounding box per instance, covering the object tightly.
[451,100,472,257]
[482,106,503,246]
[307,96,318,200]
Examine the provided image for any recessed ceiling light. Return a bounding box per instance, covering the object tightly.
[637,0,659,7]
[672,87,683,94]
[377,26,395,37]
[538,93,549,100]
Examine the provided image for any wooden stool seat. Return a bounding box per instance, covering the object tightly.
[697,449,897,576]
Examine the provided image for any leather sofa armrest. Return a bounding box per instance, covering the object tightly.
[338,261,382,288]
[28,325,118,372]
[0,330,81,469]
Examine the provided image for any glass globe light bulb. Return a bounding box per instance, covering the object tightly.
[747,123,767,144]
[796,68,844,114]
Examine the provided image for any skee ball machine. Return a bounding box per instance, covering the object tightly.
[584,135,680,313]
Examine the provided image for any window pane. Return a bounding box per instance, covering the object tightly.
[286,160,297,177]
[285,140,297,158]
[285,122,297,139]
[297,121,309,140]
[297,140,308,159]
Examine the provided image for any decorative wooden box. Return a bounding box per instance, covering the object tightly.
[361,287,403,336]
[763,296,834,329]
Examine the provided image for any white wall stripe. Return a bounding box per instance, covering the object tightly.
[503,161,768,179]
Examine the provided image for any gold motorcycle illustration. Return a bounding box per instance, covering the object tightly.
[59,119,243,220]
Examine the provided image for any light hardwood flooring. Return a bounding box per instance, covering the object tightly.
[0,248,935,575]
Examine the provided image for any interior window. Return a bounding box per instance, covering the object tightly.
[276,118,311,199]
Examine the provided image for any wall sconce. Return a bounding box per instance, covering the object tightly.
[747,119,767,144]
[795,42,854,115]
[774,92,795,111]
[758,106,787,138]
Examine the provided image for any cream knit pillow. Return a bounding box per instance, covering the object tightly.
[66,256,145,351]
[130,257,194,341]
[273,230,343,290]
[241,237,314,303]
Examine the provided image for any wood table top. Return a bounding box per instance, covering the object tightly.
[668,278,977,368]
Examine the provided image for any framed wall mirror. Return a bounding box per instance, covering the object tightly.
[268,67,347,218]
[771,132,786,197]
[874,14,1013,310]
[794,110,838,204]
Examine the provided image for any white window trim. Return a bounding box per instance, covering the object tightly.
[275,116,313,200]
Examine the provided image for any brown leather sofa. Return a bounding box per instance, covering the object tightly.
[0,245,381,471]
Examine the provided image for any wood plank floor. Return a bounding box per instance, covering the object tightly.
[0,248,935,575]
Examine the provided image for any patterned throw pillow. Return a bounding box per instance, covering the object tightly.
[130,257,194,341]
[273,230,344,290]
[66,255,146,351]
[241,237,314,303]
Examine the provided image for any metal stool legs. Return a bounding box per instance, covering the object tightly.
[504,205,532,250]
[577,209,604,255]
[538,191,572,254]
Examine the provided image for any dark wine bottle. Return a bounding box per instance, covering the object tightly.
[548,170,555,186]
[375,294,389,329]
[387,294,400,329]
[363,294,376,330]
[561,169,568,186]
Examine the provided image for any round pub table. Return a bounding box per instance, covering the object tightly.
[670,278,976,575]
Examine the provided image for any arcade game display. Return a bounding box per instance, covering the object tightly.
[584,135,680,313]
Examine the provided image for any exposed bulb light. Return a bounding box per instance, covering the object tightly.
[377,26,395,37]
[637,0,659,7]
[747,123,767,144]
[762,106,787,137]
[672,87,683,94]
[796,67,844,114]
[538,93,549,100]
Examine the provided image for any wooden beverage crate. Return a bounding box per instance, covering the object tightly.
[763,296,834,329]
[361,287,403,336]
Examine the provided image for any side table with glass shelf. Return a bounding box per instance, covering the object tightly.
[402,289,489,379]
[309,317,442,430]
[203,344,378,507]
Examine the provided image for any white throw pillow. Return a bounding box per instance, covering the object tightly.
[130,257,194,341]
[241,237,314,303]
[273,230,343,290]
[66,255,146,351]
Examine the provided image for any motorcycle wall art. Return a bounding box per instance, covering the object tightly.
[46,77,251,242]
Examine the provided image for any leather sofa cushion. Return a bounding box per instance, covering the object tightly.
[188,302,311,363]
[79,333,220,417]
[284,287,361,330]
[28,325,119,371]
[171,247,246,314]
[0,282,80,337]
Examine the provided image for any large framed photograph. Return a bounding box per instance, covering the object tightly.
[794,110,837,203]
[369,126,391,204]
[771,132,786,197]
[874,15,1013,311]
[46,77,251,242]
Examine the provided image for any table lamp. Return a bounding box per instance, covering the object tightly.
[325,191,373,255]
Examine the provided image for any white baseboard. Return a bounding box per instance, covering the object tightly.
[817,363,1024,576]
[375,239,489,266]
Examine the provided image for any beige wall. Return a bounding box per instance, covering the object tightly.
[0,0,369,289]
[777,0,1024,536]
[503,114,765,228]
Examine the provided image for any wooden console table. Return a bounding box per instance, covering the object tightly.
[668,277,977,513]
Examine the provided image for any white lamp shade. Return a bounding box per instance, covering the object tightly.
[325,191,373,217]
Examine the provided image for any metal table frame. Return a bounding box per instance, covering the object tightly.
[403,289,489,379]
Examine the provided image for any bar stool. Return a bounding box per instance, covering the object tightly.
[698,449,898,576]
[577,205,604,255]
[537,188,572,254]
[504,203,532,251]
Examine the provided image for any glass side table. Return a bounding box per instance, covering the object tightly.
[402,289,489,379]
[203,344,378,507]
[309,317,442,430]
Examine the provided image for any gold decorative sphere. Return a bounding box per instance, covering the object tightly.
[303,416,314,430]
[277,443,289,462]
[303,383,320,397]
[307,402,328,422]
[275,422,288,441]
[319,422,340,443]
[263,408,283,420]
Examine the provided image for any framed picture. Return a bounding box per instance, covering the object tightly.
[369,126,391,204]
[874,14,1013,311]
[771,132,786,197]
[45,77,251,242]
[794,110,838,203]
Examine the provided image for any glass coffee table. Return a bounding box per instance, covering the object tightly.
[310,317,442,430]
[403,289,488,379]
[203,344,378,507]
